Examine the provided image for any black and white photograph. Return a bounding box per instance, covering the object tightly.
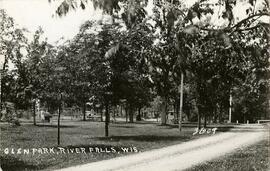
[0,0,269,170]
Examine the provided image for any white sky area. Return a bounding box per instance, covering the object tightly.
[0,0,263,44]
[0,0,105,44]
[0,0,200,45]
[0,0,267,69]
[0,0,267,50]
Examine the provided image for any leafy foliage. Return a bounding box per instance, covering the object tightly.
[1,0,270,128]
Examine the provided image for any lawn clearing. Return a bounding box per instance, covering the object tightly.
[0,120,206,171]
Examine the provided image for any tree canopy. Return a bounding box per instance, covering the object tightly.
[0,0,269,132]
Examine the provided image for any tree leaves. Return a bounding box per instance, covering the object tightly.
[222,0,234,25]
[105,43,120,59]
[55,0,78,17]
[80,1,86,9]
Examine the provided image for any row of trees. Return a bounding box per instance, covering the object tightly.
[1,0,270,136]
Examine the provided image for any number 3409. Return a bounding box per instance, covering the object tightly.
[192,128,217,135]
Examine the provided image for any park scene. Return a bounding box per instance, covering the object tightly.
[0,0,269,171]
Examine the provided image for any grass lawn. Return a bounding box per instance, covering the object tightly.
[0,120,208,171]
[186,129,270,171]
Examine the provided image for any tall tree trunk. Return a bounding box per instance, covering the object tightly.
[204,114,207,128]
[33,100,36,126]
[173,103,176,119]
[129,105,134,123]
[100,106,103,122]
[138,108,141,117]
[0,57,8,111]
[229,93,232,123]
[125,107,128,123]
[120,105,123,117]
[82,102,86,121]
[57,95,62,145]
[179,72,184,131]
[161,96,168,125]
[219,104,223,123]
[0,68,2,113]
[175,98,180,121]
[198,105,202,129]
[105,103,110,137]
[213,105,217,123]
[113,106,116,120]
[198,114,201,129]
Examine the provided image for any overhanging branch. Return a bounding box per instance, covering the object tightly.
[197,12,270,34]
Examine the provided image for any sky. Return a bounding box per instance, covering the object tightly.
[0,0,105,44]
[0,0,267,45]
[0,0,199,45]
[0,0,267,69]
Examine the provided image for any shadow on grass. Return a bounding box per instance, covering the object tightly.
[111,121,158,125]
[78,119,102,122]
[94,135,190,142]
[130,121,159,125]
[110,125,135,128]
[14,137,33,142]
[0,155,46,171]
[35,124,77,128]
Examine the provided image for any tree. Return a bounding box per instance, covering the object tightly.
[54,37,93,121]
[40,47,68,145]
[230,25,270,123]
[185,3,270,125]
[108,23,154,122]
[25,27,49,125]
[71,23,119,136]
[50,0,270,128]
[0,9,27,112]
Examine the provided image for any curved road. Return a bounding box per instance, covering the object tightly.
[56,124,268,171]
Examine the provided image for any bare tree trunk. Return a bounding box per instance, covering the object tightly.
[161,96,168,125]
[33,100,36,126]
[229,93,232,123]
[82,103,86,121]
[57,95,62,145]
[204,114,207,128]
[213,105,217,123]
[137,107,141,121]
[176,99,180,120]
[120,105,123,117]
[100,106,103,122]
[179,72,184,131]
[125,107,128,123]
[0,58,8,111]
[129,105,134,123]
[105,103,110,137]
[173,103,176,119]
[0,68,2,112]
[113,106,116,120]
[198,113,201,129]
[219,104,222,123]
[197,105,202,129]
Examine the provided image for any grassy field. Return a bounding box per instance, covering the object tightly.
[186,129,270,171]
[0,120,207,171]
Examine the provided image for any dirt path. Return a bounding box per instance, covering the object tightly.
[56,125,267,171]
